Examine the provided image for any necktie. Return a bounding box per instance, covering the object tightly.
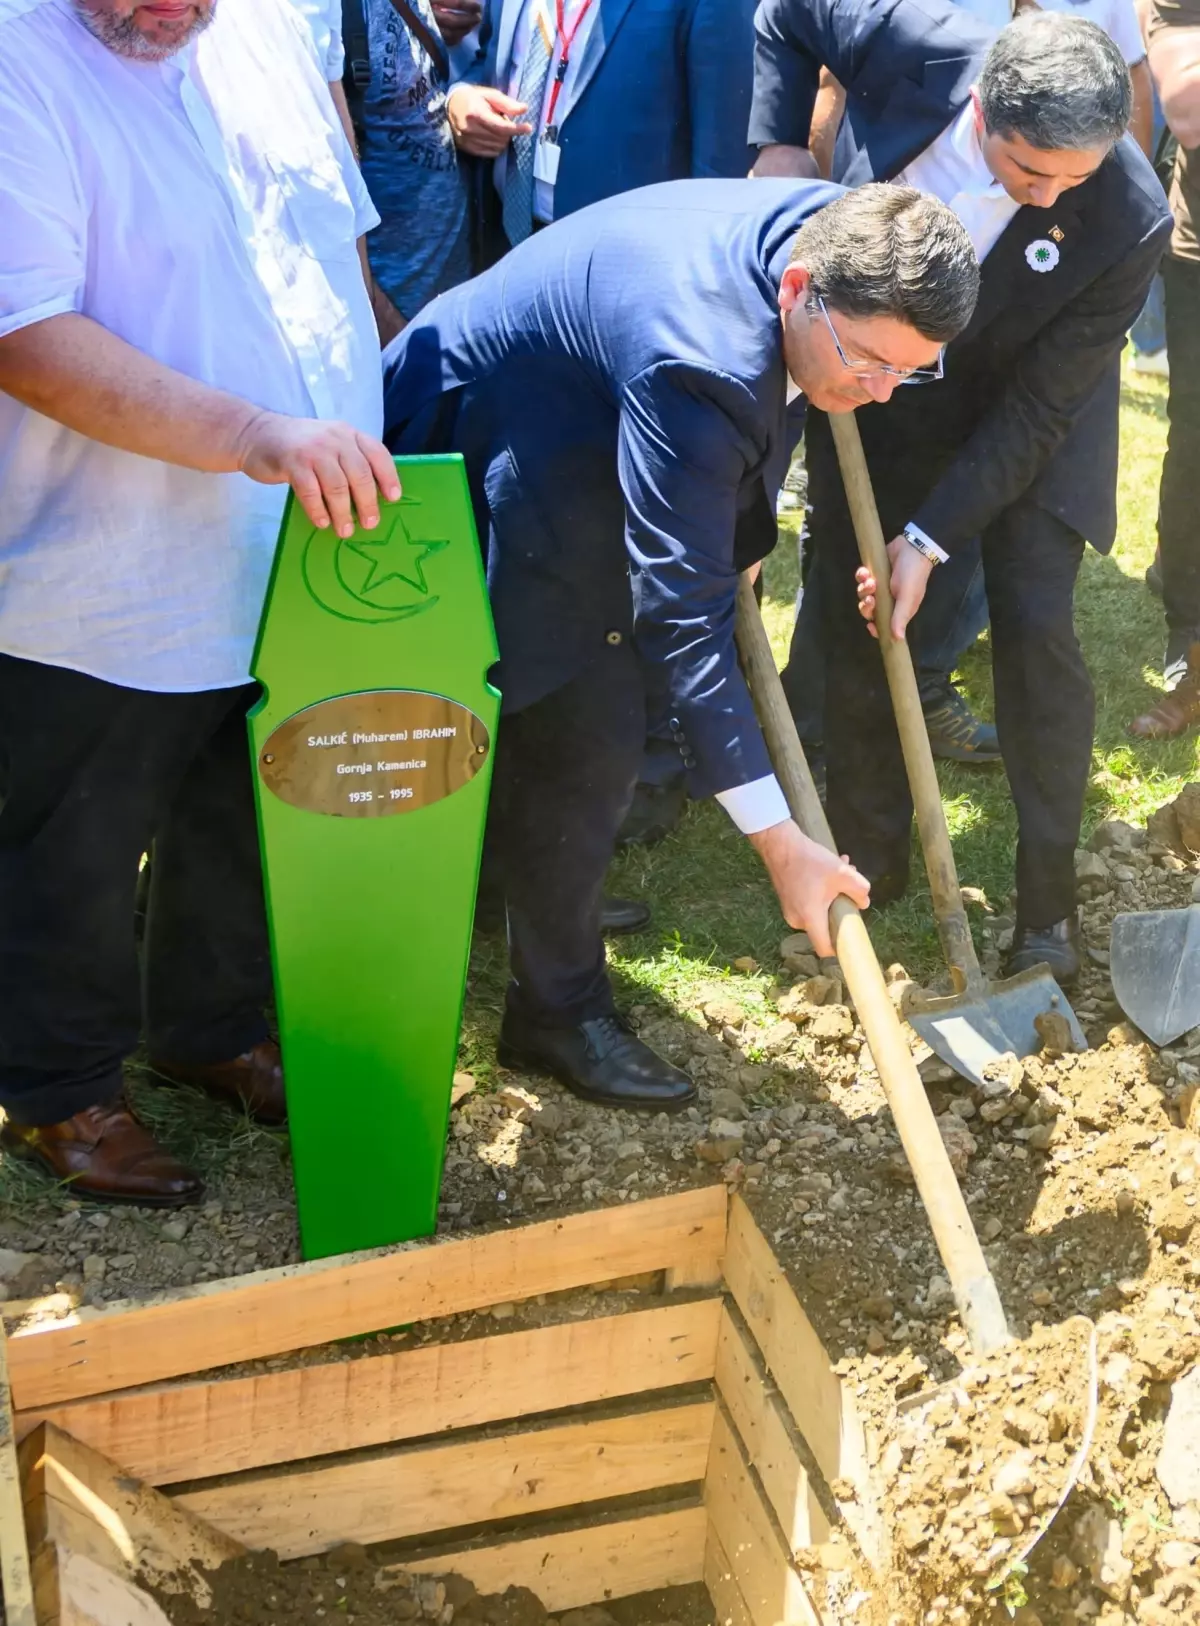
[503,2,553,247]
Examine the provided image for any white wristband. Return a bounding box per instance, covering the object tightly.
[716,774,791,835]
[903,522,949,565]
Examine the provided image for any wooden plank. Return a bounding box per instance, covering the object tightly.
[664,1257,723,1292]
[704,1408,821,1626]
[715,1308,830,1553]
[17,1299,720,1487]
[0,1324,36,1626]
[51,1551,174,1626]
[721,1197,865,1492]
[400,1503,707,1610]
[704,1525,755,1626]
[173,1398,715,1559]
[8,1186,727,1411]
[20,1423,243,1609]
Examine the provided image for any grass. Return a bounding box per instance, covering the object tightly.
[465,362,1198,1072]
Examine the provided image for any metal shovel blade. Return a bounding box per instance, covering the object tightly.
[908,964,1087,1088]
[1111,902,1200,1048]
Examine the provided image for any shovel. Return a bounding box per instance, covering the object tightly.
[1111,876,1200,1046]
[734,575,1009,1356]
[827,412,1087,1087]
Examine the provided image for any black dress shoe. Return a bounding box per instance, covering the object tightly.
[919,677,1001,764]
[1005,916,1082,988]
[601,897,651,935]
[616,779,687,847]
[497,1013,697,1110]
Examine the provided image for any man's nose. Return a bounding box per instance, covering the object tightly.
[864,372,898,404]
[1028,180,1064,209]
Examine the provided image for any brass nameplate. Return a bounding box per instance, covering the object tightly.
[259,691,490,818]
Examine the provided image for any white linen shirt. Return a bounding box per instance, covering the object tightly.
[290,0,348,78]
[899,100,1021,262]
[0,0,382,693]
[953,0,1146,64]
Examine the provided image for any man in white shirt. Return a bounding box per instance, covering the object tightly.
[0,0,398,1205]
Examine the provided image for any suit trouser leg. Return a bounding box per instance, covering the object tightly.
[142,692,273,1063]
[494,645,645,1027]
[1158,256,1200,638]
[0,655,271,1125]
[983,500,1090,927]
[781,412,989,748]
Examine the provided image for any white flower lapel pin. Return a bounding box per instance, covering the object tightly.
[1025,236,1061,273]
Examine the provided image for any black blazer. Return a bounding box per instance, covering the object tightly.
[751,0,1172,551]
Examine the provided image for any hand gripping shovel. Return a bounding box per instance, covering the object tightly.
[1111,876,1200,1046]
[734,574,1010,1356]
[827,412,1087,1086]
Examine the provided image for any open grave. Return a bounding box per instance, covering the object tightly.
[0,1187,893,1626]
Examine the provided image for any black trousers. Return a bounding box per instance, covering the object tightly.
[1159,255,1200,637]
[0,656,272,1125]
[489,643,645,1026]
[810,431,1092,927]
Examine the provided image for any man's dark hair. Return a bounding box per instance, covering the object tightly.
[788,184,979,344]
[979,12,1131,151]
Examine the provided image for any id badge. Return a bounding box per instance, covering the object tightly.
[533,137,561,186]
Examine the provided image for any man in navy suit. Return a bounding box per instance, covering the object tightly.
[445,0,756,260]
[383,179,978,1108]
[751,3,1171,984]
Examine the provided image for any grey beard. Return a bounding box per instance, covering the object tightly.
[71,2,216,61]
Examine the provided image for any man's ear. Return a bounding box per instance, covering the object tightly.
[970,86,985,140]
[778,263,810,314]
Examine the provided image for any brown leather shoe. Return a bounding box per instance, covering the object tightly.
[148,1039,287,1126]
[1,1100,203,1207]
[1129,644,1200,738]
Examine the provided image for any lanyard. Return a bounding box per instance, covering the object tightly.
[544,0,596,134]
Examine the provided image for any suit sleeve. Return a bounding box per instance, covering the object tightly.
[687,0,757,177]
[617,362,774,799]
[911,215,1172,551]
[748,0,824,148]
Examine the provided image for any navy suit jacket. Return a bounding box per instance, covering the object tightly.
[750,0,1171,551]
[382,179,838,798]
[460,0,757,233]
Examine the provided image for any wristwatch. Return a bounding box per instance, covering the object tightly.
[902,522,949,565]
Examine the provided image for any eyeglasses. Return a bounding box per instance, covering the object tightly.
[807,292,944,384]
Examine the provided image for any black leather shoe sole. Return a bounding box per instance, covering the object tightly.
[496,1038,697,1111]
[601,898,652,935]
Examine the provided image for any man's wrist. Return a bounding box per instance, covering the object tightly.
[902,522,948,566]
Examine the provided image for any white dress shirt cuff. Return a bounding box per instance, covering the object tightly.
[903,521,950,565]
[715,774,791,835]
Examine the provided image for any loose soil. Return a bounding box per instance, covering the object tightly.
[153,1546,712,1626]
[7,806,1200,1624]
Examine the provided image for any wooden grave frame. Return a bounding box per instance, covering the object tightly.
[0,1187,884,1626]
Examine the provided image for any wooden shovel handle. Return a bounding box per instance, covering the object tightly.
[735,575,1008,1356]
[827,411,983,994]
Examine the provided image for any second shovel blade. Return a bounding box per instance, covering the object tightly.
[1111,904,1200,1048]
[909,964,1087,1088]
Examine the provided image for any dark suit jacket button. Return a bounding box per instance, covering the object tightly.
[605,630,623,645]
[668,717,681,730]
[682,755,697,769]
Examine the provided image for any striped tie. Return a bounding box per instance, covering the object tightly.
[503,3,553,247]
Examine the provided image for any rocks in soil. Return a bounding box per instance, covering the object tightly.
[1072,1505,1133,1603]
[935,1112,977,1176]
[1159,1364,1200,1507]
